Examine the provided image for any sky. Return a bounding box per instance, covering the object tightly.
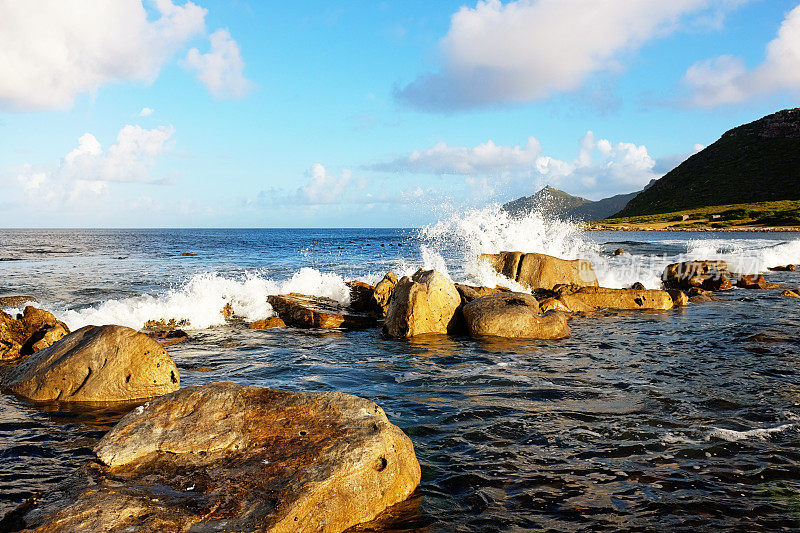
[1,0,799,228]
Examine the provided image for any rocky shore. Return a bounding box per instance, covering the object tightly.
[1,251,798,532]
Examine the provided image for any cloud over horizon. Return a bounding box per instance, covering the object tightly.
[182,29,255,99]
[396,0,746,111]
[683,4,800,107]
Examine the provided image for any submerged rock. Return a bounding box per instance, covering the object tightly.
[248,317,287,329]
[0,306,69,361]
[553,286,675,312]
[8,382,421,533]
[462,292,570,339]
[480,251,599,290]
[267,294,376,330]
[143,328,189,347]
[384,270,461,338]
[372,272,398,317]
[1,325,179,402]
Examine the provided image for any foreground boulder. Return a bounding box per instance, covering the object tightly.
[552,286,675,312]
[0,306,69,361]
[480,251,599,290]
[384,270,461,338]
[267,294,376,330]
[662,260,731,291]
[462,292,570,339]
[1,325,179,402]
[7,383,421,532]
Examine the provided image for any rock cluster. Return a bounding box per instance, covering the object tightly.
[0,306,69,361]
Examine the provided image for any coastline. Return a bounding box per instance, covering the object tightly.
[584,224,800,232]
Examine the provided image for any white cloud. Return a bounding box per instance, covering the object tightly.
[298,164,352,204]
[139,107,155,117]
[396,0,742,110]
[368,137,541,175]
[14,124,175,208]
[683,4,800,107]
[182,29,255,99]
[0,0,207,111]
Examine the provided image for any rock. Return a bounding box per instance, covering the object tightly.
[667,289,689,306]
[0,295,38,308]
[630,282,646,290]
[687,287,719,303]
[267,294,376,330]
[538,297,572,314]
[613,248,626,256]
[736,274,768,289]
[479,251,599,290]
[383,270,461,338]
[144,329,189,347]
[9,383,421,533]
[221,302,234,321]
[372,272,398,317]
[769,265,797,271]
[180,252,197,256]
[454,284,507,304]
[781,289,800,298]
[0,306,70,361]
[462,292,570,339]
[662,260,730,290]
[143,318,189,329]
[702,275,733,292]
[553,285,675,312]
[346,280,375,312]
[1,325,180,402]
[248,317,287,329]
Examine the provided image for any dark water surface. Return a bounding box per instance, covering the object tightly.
[2,226,800,531]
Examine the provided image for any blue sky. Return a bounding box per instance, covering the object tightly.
[1,0,799,227]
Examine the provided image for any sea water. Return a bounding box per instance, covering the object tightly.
[1,207,800,531]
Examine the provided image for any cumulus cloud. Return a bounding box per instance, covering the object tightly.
[138,107,155,117]
[14,124,175,208]
[182,29,255,99]
[370,132,663,198]
[368,137,541,175]
[297,164,353,204]
[396,0,741,111]
[683,4,800,107]
[0,0,207,111]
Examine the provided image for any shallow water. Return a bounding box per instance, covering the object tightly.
[2,215,800,531]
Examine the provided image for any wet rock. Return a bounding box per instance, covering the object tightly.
[737,274,768,289]
[0,295,38,308]
[180,252,197,256]
[538,297,572,314]
[346,280,375,312]
[613,248,626,256]
[8,383,421,533]
[462,292,570,339]
[1,325,180,402]
[372,272,398,317]
[701,275,733,292]
[781,289,800,298]
[144,329,189,347]
[480,251,599,290]
[662,260,730,291]
[248,317,287,329]
[667,289,690,306]
[384,270,461,338]
[267,294,376,330]
[0,306,70,361]
[630,282,646,290]
[221,303,234,321]
[687,287,719,303]
[552,285,675,312]
[143,318,189,329]
[454,284,507,304]
[769,265,797,271]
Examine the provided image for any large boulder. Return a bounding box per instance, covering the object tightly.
[8,383,421,533]
[553,286,675,312]
[662,260,730,291]
[372,272,398,317]
[462,292,570,339]
[267,294,376,330]
[383,269,461,338]
[480,251,598,290]
[0,306,69,361]
[1,325,180,402]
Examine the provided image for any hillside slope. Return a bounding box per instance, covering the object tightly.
[502,185,592,219]
[614,108,800,218]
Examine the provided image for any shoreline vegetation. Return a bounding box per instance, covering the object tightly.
[588,199,800,232]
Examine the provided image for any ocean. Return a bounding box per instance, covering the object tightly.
[2,206,800,531]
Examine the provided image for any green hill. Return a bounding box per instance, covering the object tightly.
[614,108,800,218]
